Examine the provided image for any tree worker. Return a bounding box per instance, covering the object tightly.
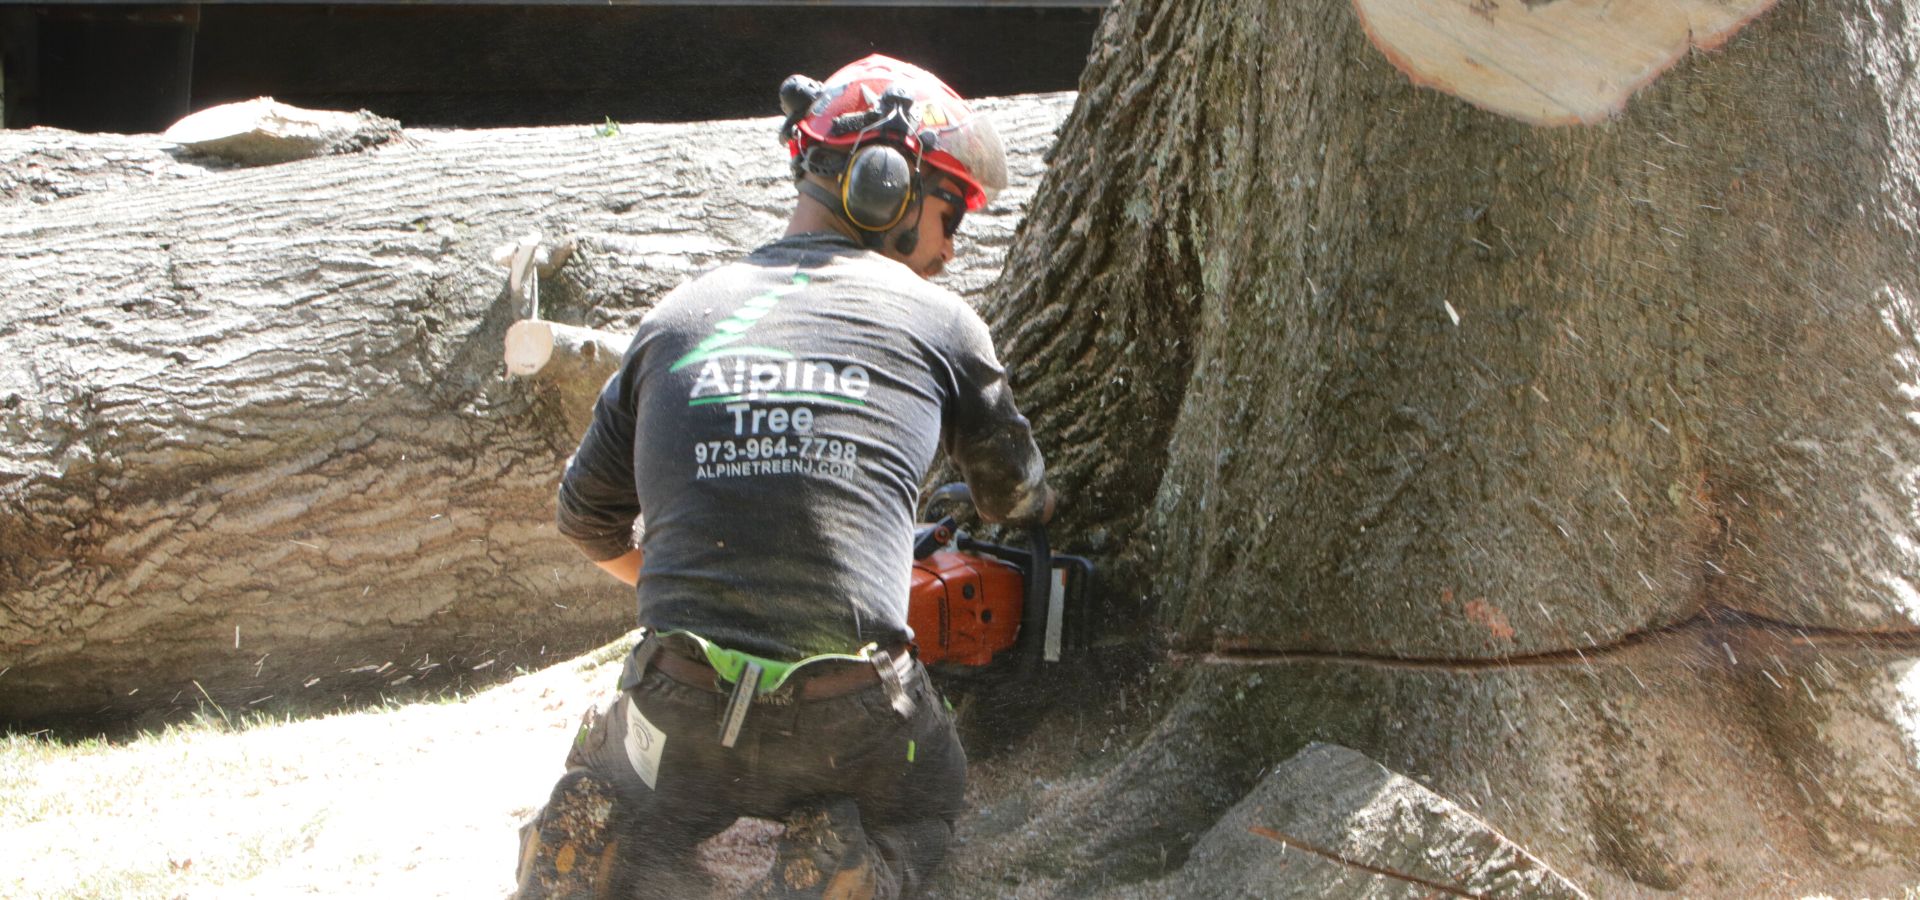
[514,54,1054,900]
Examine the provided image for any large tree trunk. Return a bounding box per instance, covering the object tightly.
[0,95,1073,727]
[977,0,1920,895]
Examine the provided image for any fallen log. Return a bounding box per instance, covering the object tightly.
[0,93,1074,726]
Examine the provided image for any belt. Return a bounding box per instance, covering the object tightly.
[648,641,897,702]
[625,630,920,747]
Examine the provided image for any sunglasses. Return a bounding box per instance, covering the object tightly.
[928,184,966,238]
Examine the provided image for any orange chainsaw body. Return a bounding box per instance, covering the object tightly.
[908,549,1025,667]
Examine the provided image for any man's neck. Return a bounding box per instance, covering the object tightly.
[785,180,865,242]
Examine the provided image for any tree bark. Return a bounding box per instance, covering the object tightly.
[975,0,1920,895]
[0,94,1074,727]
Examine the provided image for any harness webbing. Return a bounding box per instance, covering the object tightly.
[673,630,880,695]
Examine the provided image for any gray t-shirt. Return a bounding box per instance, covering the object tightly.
[557,233,1049,660]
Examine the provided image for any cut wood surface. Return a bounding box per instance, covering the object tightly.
[503,320,627,380]
[0,93,1073,726]
[1151,743,1590,898]
[503,319,631,439]
[163,97,403,165]
[1353,0,1780,125]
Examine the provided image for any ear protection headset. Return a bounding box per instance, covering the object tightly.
[782,77,939,254]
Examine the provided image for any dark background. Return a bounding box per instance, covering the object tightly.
[0,3,1103,132]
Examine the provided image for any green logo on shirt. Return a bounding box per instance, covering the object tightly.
[668,273,811,373]
[674,271,870,409]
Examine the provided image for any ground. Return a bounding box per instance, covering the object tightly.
[0,633,1143,899]
[2,638,619,898]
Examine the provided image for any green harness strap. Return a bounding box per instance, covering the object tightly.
[670,631,879,695]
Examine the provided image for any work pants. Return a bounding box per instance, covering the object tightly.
[529,645,966,899]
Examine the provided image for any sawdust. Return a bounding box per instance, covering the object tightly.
[2,638,619,898]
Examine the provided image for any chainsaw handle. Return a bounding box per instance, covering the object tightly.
[1017,522,1051,675]
[924,481,1055,669]
[923,482,973,519]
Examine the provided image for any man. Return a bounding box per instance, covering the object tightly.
[515,55,1053,900]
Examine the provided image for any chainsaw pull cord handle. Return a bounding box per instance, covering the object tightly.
[1017,522,1051,678]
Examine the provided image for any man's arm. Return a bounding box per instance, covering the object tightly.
[942,309,1053,525]
[556,340,646,576]
[594,548,644,587]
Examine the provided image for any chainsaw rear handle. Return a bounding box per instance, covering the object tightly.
[923,482,975,520]
[923,482,1054,671]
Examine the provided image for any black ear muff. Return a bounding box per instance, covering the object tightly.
[842,144,915,232]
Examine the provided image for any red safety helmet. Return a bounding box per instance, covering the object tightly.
[787,54,1007,212]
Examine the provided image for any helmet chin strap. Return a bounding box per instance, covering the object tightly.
[797,177,922,255]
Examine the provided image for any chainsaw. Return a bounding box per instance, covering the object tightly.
[906,483,1093,674]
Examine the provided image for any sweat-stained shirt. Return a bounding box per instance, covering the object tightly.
[556,232,1049,661]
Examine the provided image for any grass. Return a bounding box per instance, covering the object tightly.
[0,631,637,899]
[0,723,316,897]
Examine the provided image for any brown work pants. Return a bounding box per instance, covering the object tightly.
[520,642,966,899]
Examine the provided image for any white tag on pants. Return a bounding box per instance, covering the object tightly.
[623,696,667,790]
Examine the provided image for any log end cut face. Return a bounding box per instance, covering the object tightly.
[1353,0,1780,125]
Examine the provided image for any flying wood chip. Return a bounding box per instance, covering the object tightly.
[1353,0,1780,126]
